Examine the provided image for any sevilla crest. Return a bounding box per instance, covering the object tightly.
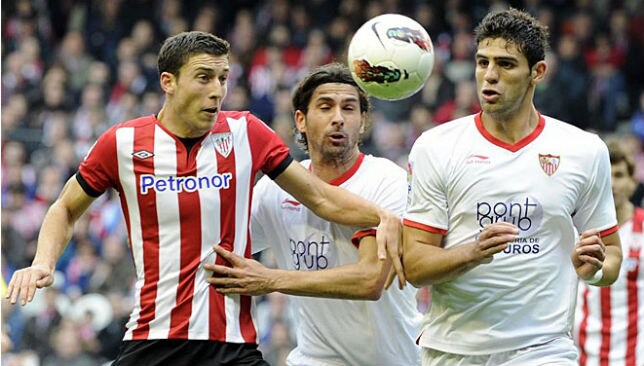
[538,154,560,176]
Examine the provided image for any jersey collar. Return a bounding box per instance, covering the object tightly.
[308,153,365,186]
[475,112,545,152]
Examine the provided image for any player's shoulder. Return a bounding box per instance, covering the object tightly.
[412,114,476,151]
[542,114,604,149]
[96,115,156,142]
[218,110,268,126]
[361,154,406,178]
[109,115,156,131]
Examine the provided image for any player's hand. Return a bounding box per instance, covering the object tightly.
[571,228,605,281]
[377,210,405,289]
[205,245,275,296]
[6,264,54,306]
[470,222,518,264]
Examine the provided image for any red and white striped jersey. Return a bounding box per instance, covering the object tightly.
[575,207,644,366]
[77,112,291,343]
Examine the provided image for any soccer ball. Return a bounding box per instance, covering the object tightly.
[348,13,434,101]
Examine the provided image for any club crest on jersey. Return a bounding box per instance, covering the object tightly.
[538,154,560,176]
[212,133,233,158]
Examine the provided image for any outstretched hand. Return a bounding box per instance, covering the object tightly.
[6,264,55,306]
[571,228,605,281]
[377,211,405,289]
[204,246,276,296]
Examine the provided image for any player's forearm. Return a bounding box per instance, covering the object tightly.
[404,243,481,287]
[271,263,388,300]
[31,202,77,271]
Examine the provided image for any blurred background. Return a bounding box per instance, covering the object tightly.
[2,0,643,365]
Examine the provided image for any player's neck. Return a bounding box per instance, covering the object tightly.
[616,200,634,226]
[482,105,538,144]
[157,105,210,138]
[309,149,361,183]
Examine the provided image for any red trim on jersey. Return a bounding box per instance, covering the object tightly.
[329,153,365,186]
[402,219,448,235]
[599,287,612,366]
[599,225,619,237]
[474,112,545,152]
[131,124,159,340]
[578,287,590,366]
[351,229,377,248]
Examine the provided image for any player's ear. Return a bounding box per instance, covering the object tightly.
[359,112,366,134]
[531,60,547,85]
[160,72,176,94]
[294,110,306,133]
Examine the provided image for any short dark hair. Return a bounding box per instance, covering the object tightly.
[291,63,371,151]
[605,139,635,177]
[157,31,230,77]
[474,8,549,69]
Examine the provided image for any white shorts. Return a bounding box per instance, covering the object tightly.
[421,336,578,366]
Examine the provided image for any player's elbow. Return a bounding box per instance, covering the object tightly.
[353,270,385,300]
[405,271,425,288]
[403,257,425,288]
[360,279,384,301]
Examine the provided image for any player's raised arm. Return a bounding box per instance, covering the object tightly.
[6,176,96,306]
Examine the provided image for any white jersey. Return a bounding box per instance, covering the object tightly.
[251,153,422,366]
[405,113,618,355]
[574,207,644,366]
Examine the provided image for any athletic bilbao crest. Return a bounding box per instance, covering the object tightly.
[212,133,233,158]
[538,154,560,176]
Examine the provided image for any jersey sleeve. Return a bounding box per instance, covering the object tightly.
[403,135,449,234]
[250,175,272,254]
[245,113,292,179]
[77,128,119,196]
[572,137,618,235]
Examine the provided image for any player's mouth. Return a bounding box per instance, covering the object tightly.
[328,132,347,144]
[203,107,219,117]
[481,89,500,102]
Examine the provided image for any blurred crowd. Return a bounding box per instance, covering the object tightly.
[2,0,644,365]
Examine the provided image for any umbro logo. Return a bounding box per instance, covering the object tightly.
[132,150,154,159]
[281,198,302,212]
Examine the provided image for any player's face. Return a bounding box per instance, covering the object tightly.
[611,160,636,209]
[475,38,537,117]
[296,83,365,160]
[163,53,229,137]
